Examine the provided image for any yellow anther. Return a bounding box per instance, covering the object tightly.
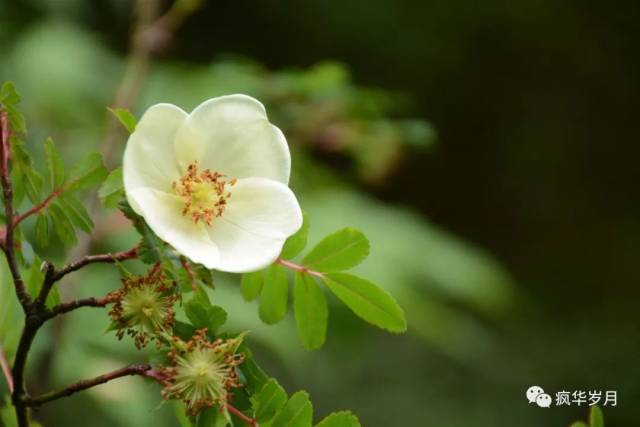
[172,161,235,226]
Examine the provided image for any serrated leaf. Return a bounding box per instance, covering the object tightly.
[281,212,309,259]
[11,141,43,203]
[138,230,164,264]
[108,107,137,133]
[316,411,361,427]
[56,195,93,233]
[0,82,25,133]
[35,213,49,247]
[323,273,406,333]
[271,391,313,427]
[98,167,124,208]
[259,264,288,324]
[241,271,263,301]
[589,406,604,427]
[251,378,288,423]
[302,228,369,272]
[294,273,327,350]
[184,299,227,332]
[23,169,43,204]
[0,82,20,105]
[67,152,108,190]
[173,320,196,341]
[43,138,65,189]
[47,203,77,246]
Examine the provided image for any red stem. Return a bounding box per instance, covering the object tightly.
[180,256,197,292]
[12,188,64,227]
[276,258,324,278]
[0,343,14,393]
[224,403,259,427]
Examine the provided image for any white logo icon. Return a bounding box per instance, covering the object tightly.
[535,393,552,408]
[526,385,544,404]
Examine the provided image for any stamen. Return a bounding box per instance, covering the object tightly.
[172,161,236,226]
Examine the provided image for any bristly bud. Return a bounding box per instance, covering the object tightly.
[158,329,246,416]
[108,265,178,349]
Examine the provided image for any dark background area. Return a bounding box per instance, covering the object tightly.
[1,0,639,425]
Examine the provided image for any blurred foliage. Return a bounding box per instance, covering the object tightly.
[1,0,637,425]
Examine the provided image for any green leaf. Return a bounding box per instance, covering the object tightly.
[0,82,20,105]
[11,140,43,203]
[56,195,94,233]
[294,273,328,350]
[174,402,193,427]
[0,394,18,427]
[323,273,406,333]
[281,212,309,259]
[302,228,369,272]
[316,411,361,427]
[259,264,288,324]
[98,167,124,208]
[589,406,604,427]
[67,152,108,190]
[271,391,313,427]
[184,299,227,332]
[138,229,164,264]
[250,378,288,423]
[26,256,44,298]
[47,203,77,246]
[196,407,227,427]
[570,423,588,427]
[173,320,196,341]
[239,346,269,392]
[0,82,26,133]
[108,107,137,133]
[241,271,264,301]
[43,138,65,189]
[35,214,49,248]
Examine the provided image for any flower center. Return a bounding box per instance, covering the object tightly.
[172,162,236,226]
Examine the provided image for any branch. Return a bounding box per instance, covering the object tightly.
[12,187,64,227]
[33,246,137,311]
[24,364,151,407]
[276,258,324,278]
[52,246,139,282]
[0,343,13,394]
[45,296,113,320]
[0,110,31,311]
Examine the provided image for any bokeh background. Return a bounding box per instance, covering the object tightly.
[1,0,639,426]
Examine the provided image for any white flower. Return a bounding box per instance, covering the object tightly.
[123,95,303,272]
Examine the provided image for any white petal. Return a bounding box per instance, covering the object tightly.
[123,103,187,210]
[127,187,221,268]
[206,177,303,272]
[174,94,290,184]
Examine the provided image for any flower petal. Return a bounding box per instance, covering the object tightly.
[206,177,303,272]
[127,187,220,268]
[123,103,187,207]
[175,95,290,184]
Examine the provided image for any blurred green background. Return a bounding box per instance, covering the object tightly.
[1,0,639,426]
